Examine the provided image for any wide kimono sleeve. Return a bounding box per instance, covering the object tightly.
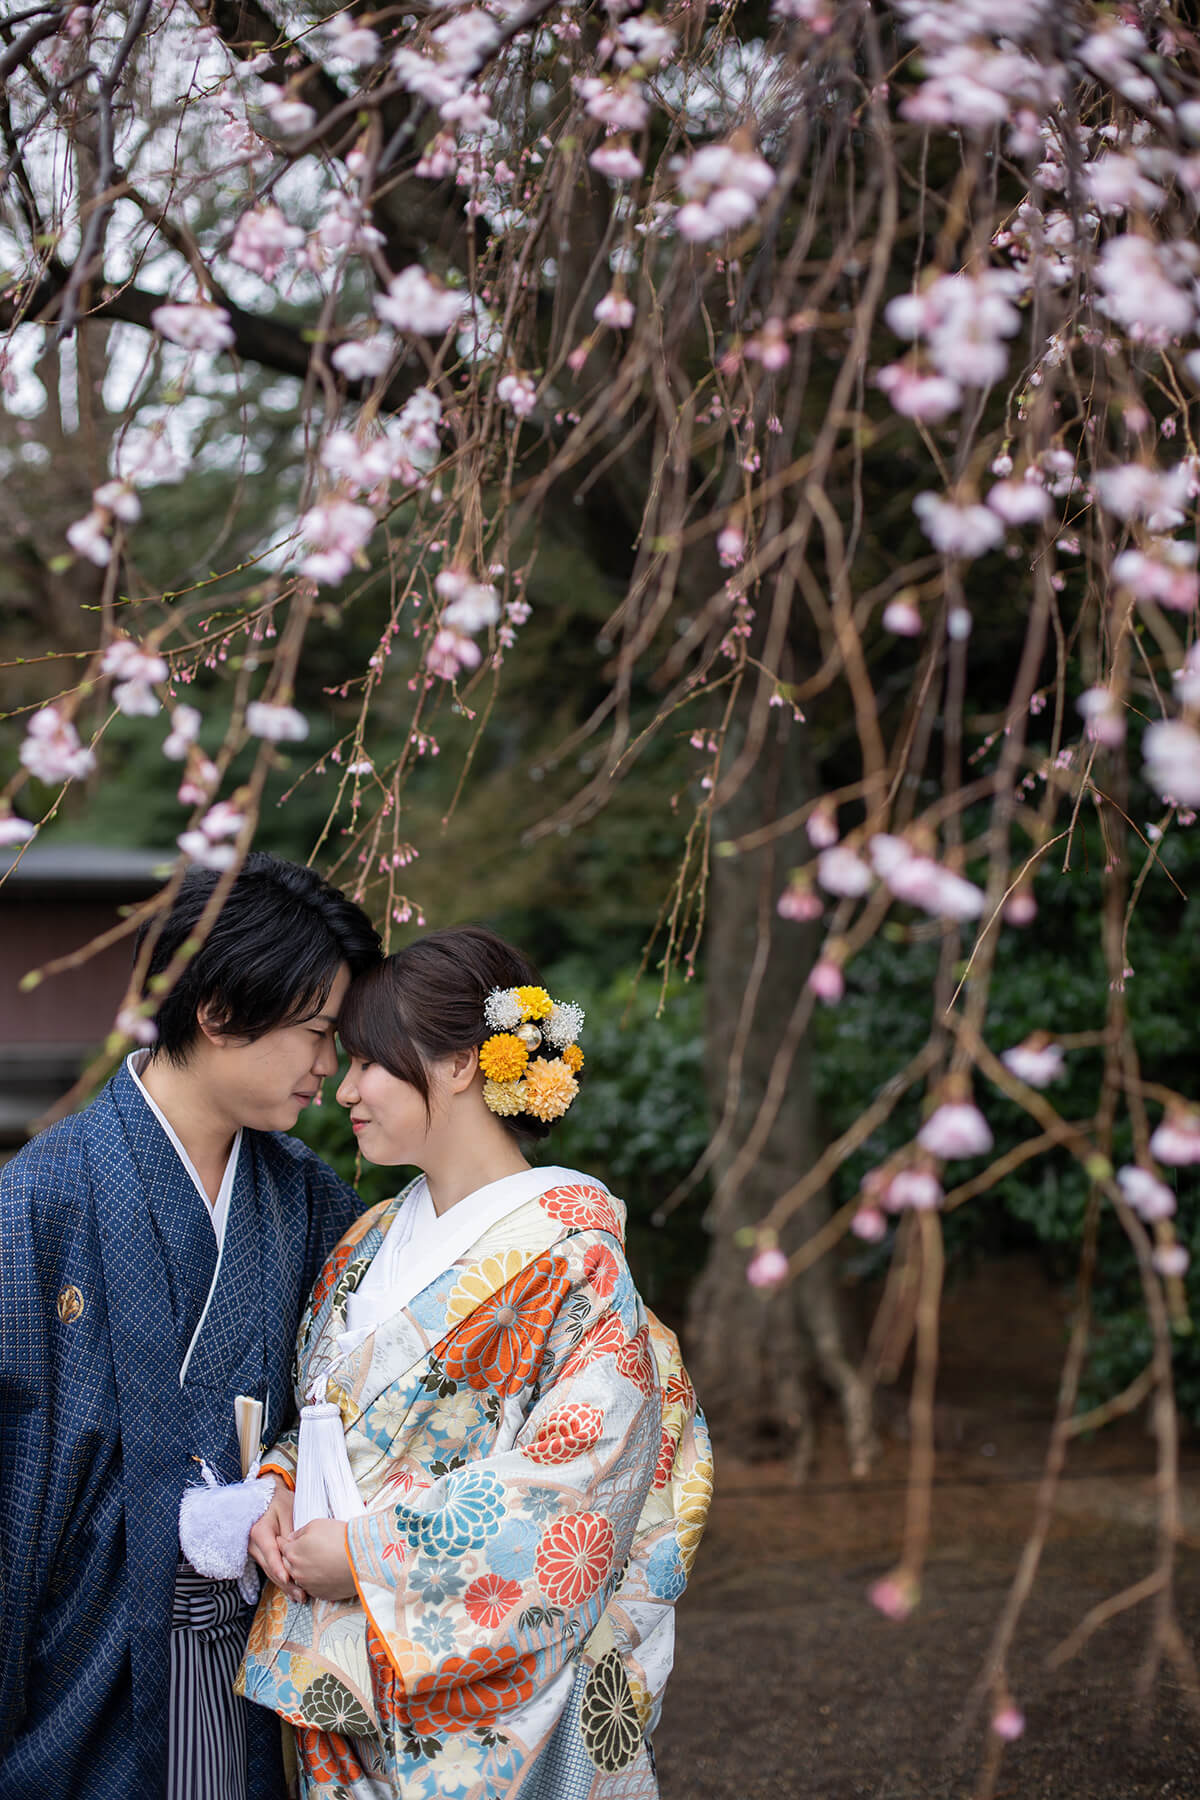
[345,1231,663,1743]
[0,1123,125,1764]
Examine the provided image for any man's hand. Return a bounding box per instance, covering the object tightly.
[248,1480,304,1603]
[280,1518,357,1601]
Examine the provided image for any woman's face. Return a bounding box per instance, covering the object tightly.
[335,1053,449,1165]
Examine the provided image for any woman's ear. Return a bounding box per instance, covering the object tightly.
[448,1045,479,1092]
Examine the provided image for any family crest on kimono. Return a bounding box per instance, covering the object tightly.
[0,853,381,1800]
[238,928,712,1800]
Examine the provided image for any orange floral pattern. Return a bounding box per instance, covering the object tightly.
[405,1644,537,1736]
[308,1234,361,1313]
[558,1313,626,1382]
[665,1364,695,1413]
[615,1325,658,1398]
[653,1426,677,1490]
[440,1258,571,1394]
[535,1511,616,1607]
[295,1728,369,1785]
[464,1572,523,1628]
[521,1402,605,1466]
[540,1183,624,1239]
[582,1242,618,1298]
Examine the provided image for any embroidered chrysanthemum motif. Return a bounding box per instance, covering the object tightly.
[535,1510,615,1607]
[580,1650,644,1772]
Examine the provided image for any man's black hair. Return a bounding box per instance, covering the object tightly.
[135,851,382,1064]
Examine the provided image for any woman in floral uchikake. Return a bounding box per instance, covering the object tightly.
[238,925,711,1800]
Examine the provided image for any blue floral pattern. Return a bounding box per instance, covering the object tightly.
[395,1465,506,1557]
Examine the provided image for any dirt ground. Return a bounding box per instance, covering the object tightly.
[654,1257,1200,1799]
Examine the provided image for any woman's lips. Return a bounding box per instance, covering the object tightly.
[350,1118,369,1133]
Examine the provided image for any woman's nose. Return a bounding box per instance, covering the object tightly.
[336,1070,356,1107]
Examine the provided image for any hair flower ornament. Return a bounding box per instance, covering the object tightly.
[481,985,586,1122]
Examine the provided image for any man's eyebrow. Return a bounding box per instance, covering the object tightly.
[303,1010,339,1027]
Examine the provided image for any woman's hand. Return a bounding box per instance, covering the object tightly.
[280,1518,357,1602]
[248,1480,305,1603]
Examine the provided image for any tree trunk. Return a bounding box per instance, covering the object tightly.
[686,692,875,1480]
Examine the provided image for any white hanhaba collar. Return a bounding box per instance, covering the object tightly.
[341,1164,608,1343]
[126,1050,241,1249]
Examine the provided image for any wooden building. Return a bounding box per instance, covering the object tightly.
[0,844,168,1151]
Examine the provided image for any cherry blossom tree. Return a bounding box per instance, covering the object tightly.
[5,0,1200,1777]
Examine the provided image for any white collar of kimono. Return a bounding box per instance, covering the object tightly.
[340,1164,607,1345]
[126,1050,241,1248]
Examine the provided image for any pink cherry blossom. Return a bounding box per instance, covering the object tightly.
[589,140,644,182]
[93,479,141,523]
[808,958,845,1003]
[375,268,467,336]
[331,338,394,383]
[1005,891,1038,926]
[676,143,775,241]
[427,628,483,681]
[1144,720,1200,806]
[817,845,872,897]
[594,291,635,328]
[1153,1245,1190,1278]
[177,830,238,871]
[807,807,838,849]
[913,492,1005,559]
[323,12,380,65]
[868,1572,916,1621]
[1001,1039,1065,1087]
[66,510,113,566]
[230,206,304,281]
[150,302,235,353]
[876,362,962,422]
[1111,541,1199,612]
[885,1167,943,1212]
[497,374,537,418]
[297,500,376,584]
[1116,1165,1176,1222]
[19,706,96,784]
[1174,644,1200,710]
[918,1101,993,1159]
[745,320,790,370]
[777,884,823,922]
[987,478,1052,525]
[1149,1110,1200,1165]
[991,1706,1025,1742]
[443,583,501,634]
[245,702,308,743]
[258,84,317,136]
[883,597,923,636]
[1077,687,1125,747]
[1096,235,1195,344]
[746,1246,789,1288]
[851,1206,888,1242]
[116,1006,158,1046]
[579,78,650,131]
[163,705,201,761]
[0,812,35,846]
[716,524,745,567]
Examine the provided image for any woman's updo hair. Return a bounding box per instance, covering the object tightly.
[338,924,555,1139]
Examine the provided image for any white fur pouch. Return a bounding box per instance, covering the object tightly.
[179,1463,274,1603]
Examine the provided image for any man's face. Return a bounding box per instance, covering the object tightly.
[207,962,353,1132]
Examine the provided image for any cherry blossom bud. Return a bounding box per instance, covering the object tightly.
[777,883,823,923]
[1149,1110,1200,1166]
[1153,1244,1189,1278]
[868,1571,917,1621]
[1001,1038,1065,1088]
[246,702,308,743]
[918,1101,993,1160]
[991,1706,1025,1742]
[1005,890,1037,926]
[808,959,844,1004]
[883,597,923,636]
[1116,1166,1176,1222]
[747,1246,789,1288]
[807,806,838,849]
[851,1206,888,1242]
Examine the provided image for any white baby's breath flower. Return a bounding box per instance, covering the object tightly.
[484,986,523,1031]
[544,1000,585,1049]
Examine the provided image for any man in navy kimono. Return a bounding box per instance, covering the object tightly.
[0,852,381,1800]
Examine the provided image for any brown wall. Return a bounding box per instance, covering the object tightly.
[0,899,135,1048]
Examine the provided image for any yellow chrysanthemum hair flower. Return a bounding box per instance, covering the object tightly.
[522,1056,579,1122]
[562,1043,584,1073]
[480,1033,529,1083]
[514,984,553,1022]
[483,1078,526,1117]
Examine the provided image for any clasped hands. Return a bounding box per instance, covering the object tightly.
[247,1481,357,1603]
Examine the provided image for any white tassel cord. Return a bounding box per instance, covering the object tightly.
[293,1402,366,1529]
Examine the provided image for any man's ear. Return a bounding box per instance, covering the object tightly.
[449,1045,479,1092]
[195,1002,231,1048]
